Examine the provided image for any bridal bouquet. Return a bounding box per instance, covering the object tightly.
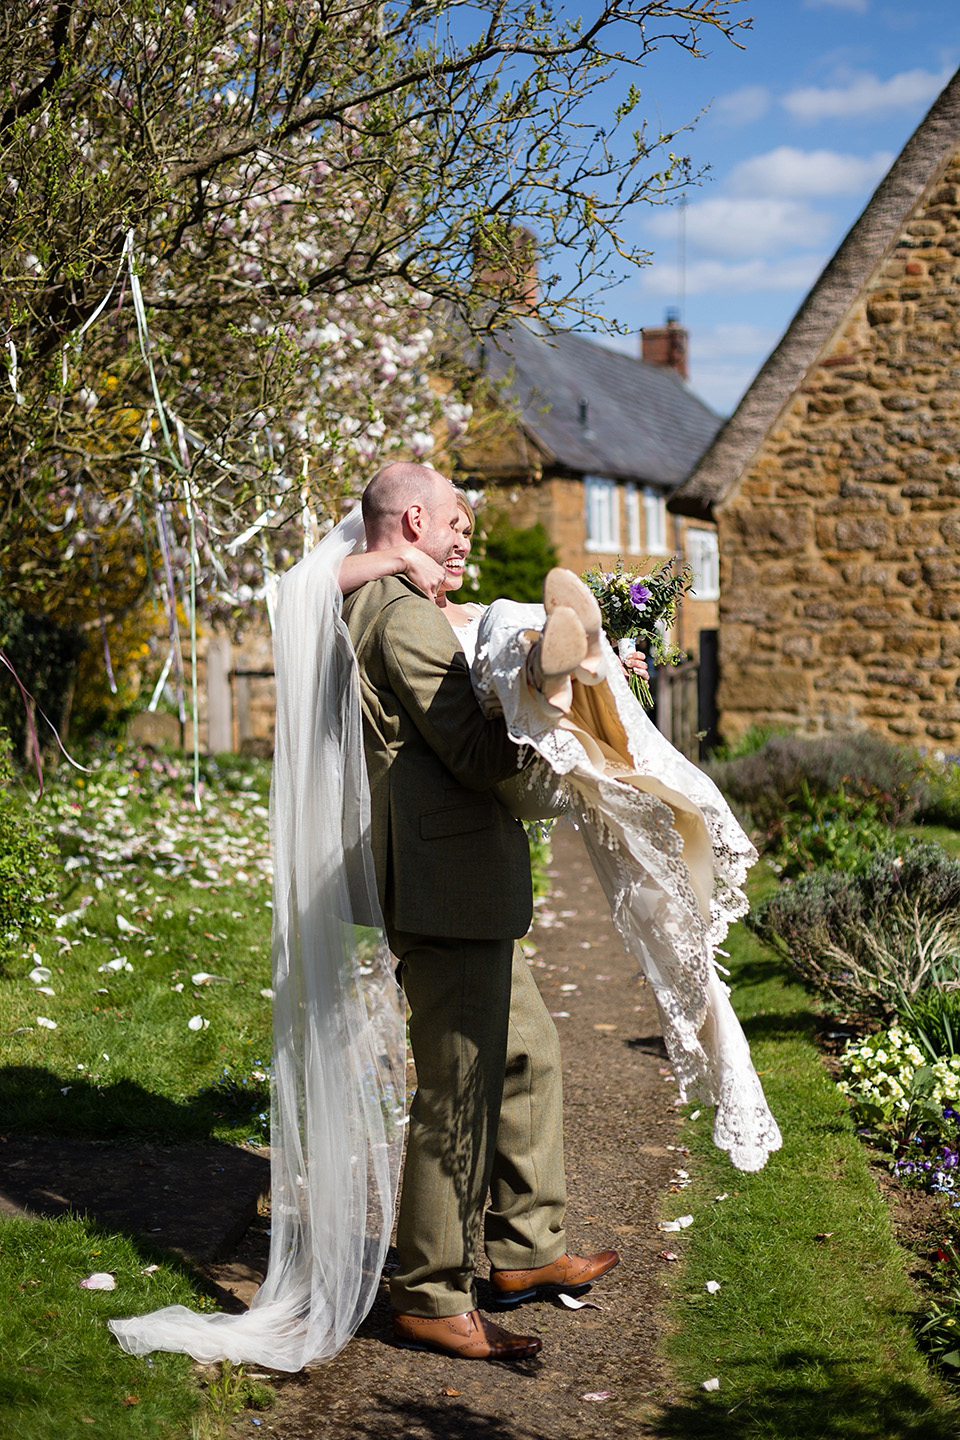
[582,557,693,708]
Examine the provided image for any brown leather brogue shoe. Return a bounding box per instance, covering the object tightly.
[392,1308,543,1360]
[490,1249,620,1305]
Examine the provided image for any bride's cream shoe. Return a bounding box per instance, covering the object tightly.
[525,605,588,713]
[543,569,605,683]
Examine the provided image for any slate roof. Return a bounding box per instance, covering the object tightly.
[481,322,722,490]
[671,66,960,521]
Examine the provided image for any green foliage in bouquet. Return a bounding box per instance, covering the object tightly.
[582,557,692,707]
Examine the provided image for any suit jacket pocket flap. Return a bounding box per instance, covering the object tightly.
[420,801,495,841]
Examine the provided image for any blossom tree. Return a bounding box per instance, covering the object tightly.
[0,0,747,719]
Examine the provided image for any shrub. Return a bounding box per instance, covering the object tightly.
[707,731,926,837]
[766,781,896,878]
[749,843,960,1017]
[709,724,787,762]
[917,757,960,830]
[0,736,58,959]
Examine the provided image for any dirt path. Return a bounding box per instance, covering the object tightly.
[228,822,691,1439]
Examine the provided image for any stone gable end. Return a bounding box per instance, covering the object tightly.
[719,153,960,745]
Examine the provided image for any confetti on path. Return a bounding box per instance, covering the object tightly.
[659,1214,693,1233]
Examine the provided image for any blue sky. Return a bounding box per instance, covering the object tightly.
[586,0,959,415]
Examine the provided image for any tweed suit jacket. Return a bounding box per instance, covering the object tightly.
[342,574,532,940]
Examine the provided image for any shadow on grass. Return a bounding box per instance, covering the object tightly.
[0,1063,268,1142]
[653,1358,960,1440]
[739,1009,820,1044]
[0,1066,270,1268]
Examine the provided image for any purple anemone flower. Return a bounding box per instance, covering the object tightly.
[629,581,652,611]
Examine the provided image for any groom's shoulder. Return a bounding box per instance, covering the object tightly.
[342,574,440,644]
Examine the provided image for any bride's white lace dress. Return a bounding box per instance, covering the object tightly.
[467,601,781,1174]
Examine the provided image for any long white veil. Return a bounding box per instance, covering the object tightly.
[109,510,407,1369]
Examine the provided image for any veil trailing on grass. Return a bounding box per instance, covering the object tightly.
[109,510,407,1370]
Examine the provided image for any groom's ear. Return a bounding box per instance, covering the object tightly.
[402,503,426,542]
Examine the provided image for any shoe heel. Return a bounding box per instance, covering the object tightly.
[490,1287,536,1306]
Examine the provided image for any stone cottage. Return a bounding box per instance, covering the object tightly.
[671,67,960,748]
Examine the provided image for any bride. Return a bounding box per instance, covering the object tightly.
[108,473,779,1372]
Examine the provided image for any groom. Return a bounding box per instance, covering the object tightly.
[342,461,618,1361]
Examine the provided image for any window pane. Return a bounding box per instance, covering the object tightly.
[643,487,667,554]
[586,476,619,552]
[687,528,719,599]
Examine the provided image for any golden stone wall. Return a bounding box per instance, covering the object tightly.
[718,158,960,746]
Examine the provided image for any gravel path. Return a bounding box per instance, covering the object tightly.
[223,821,691,1439]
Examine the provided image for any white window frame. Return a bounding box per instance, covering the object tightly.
[686,526,720,600]
[643,486,668,556]
[585,475,620,553]
[625,482,641,554]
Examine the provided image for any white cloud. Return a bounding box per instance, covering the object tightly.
[689,327,785,415]
[803,0,868,13]
[647,196,834,259]
[729,146,894,198]
[783,65,953,122]
[640,254,825,298]
[712,84,772,127]
[693,322,783,362]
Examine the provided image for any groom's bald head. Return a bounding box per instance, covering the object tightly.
[362,462,455,548]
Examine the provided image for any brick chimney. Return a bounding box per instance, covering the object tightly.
[473,225,539,313]
[641,308,688,380]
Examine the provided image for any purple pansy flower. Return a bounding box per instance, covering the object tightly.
[629,581,652,612]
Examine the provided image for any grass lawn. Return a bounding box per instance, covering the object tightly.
[656,858,960,1439]
[0,746,278,1440]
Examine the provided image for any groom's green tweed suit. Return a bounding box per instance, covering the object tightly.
[343,574,531,938]
[343,575,567,1317]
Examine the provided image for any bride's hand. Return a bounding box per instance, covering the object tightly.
[397,546,447,599]
[622,651,650,684]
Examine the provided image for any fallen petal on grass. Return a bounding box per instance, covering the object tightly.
[705,1281,721,1294]
[187,1015,209,1031]
[27,966,52,983]
[37,1016,57,1030]
[659,1214,694,1232]
[80,1272,117,1290]
[701,1377,720,1392]
[580,1391,613,1402]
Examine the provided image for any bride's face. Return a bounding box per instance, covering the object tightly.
[439,506,473,594]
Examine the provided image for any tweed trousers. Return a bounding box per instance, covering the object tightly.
[387,932,567,1317]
